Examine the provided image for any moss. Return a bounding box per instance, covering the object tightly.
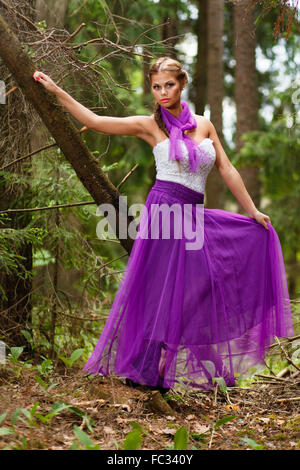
[28,440,45,450]
[190,432,207,442]
[236,427,256,437]
[286,416,300,431]
[272,434,286,441]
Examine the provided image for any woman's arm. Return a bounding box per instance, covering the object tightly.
[206,119,271,230]
[32,71,151,138]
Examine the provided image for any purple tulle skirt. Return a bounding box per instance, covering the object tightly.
[84,179,294,390]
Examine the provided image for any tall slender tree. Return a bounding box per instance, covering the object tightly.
[191,0,208,116]
[161,17,178,59]
[204,0,226,209]
[234,0,261,211]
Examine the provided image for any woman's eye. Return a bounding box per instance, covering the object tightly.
[153,83,174,90]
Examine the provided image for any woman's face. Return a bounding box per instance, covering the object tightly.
[151,71,184,110]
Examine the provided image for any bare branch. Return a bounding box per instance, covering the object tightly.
[37,22,86,61]
[275,336,300,372]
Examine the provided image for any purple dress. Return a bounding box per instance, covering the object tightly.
[84,138,294,390]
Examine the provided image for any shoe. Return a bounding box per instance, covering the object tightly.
[125,378,170,395]
[155,385,170,395]
[125,378,141,388]
[156,375,170,395]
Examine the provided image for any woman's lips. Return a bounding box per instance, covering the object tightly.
[161,98,170,102]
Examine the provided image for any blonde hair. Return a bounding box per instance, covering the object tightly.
[149,57,188,172]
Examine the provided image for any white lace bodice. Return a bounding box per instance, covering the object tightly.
[153,137,216,194]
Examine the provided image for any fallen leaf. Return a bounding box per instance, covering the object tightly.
[258,417,270,424]
[111,403,131,412]
[162,428,177,436]
[186,414,196,421]
[72,399,106,406]
[193,423,210,434]
[103,426,115,435]
[225,404,240,412]
[115,417,130,424]
[166,415,176,421]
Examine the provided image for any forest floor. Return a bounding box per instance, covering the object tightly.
[0,360,299,451]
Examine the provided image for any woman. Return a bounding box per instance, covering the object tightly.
[33,57,294,394]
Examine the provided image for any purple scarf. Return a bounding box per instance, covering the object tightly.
[160,101,200,173]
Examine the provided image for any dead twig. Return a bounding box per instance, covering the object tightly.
[213,384,218,406]
[0,200,96,214]
[275,336,300,372]
[72,36,154,60]
[276,366,291,378]
[275,396,300,403]
[254,373,291,383]
[269,335,300,348]
[37,23,86,61]
[5,84,18,96]
[117,164,139,189]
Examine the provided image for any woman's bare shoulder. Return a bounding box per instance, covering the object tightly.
[193,114,212,135]
[194,113,210,126]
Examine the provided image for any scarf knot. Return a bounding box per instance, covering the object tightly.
[160,101,200,173]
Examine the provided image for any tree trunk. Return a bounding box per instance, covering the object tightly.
[35,0,69,28]
[234,0,261,211]
[161,17,178,59]
[205,0,226,209]
[0,13,135,258]
[0,0,35,348]
[191,0,208,116]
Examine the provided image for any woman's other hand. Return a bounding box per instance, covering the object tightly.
[253,210,271,230]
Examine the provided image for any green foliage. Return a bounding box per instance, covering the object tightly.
[122,421,147,450]
[173,426,188,450]
[0,213,46,299]
[123,428,142,450]
[34,356,58,391]
[0,412,8,425]
[8,346,24,364]
[6,345,33,376]
[71,426,101,450]
[11,401,40,428]
[34,20,47,33]
[0,412,15,437]
[212,377,228,394]
[240,437,264,450]
[70,421,145,451]
[36,356,53,377]
[0,400,94,447]
[0,427,15,437]
[58,348,85,368]
[35,401,94,431]
[215,415,236,428]
[21,330,35,350]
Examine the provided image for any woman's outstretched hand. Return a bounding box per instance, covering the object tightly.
[253,210,271,230]
[32,71,58,94]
